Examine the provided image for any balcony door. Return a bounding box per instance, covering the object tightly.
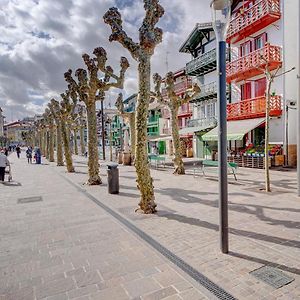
[254,33,267,50]
[240,40,252,57]
[255,78,266,97]
[241,82,252,100]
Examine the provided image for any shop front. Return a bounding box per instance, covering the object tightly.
[202,118,284,169]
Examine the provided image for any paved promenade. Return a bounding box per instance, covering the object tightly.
[1,151,300,299]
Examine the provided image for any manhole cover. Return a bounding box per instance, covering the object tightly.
[18,196,43,204]
[250,266,294,289]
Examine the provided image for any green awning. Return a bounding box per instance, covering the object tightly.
[202,118,265,141]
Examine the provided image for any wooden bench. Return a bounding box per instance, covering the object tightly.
[148,154,166,169]
[194,160,238,181]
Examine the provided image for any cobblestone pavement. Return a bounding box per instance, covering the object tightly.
[0,153,211,300]
[1,152,300,300]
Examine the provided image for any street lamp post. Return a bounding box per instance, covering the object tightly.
[210,0,231,254]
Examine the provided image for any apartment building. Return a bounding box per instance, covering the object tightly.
[179,23,224,159]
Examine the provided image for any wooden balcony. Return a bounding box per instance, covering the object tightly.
[186,49,217,76]
[227,95,282,121]
[226,44,282,83]
[161,78,192,97]
[227,0,281,43]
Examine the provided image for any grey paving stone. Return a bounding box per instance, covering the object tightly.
[67,284,98,299]
[122,277,161,299]
[74,270,102,288]
[35,277,75,299]
[152,270,183,287]
[142,286,177,300]
[45,293,68,300]
[90,286,129,300]
[6,286,34,300]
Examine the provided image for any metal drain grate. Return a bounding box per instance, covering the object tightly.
[18,196,43,204]
[60,174,236,300]
[250,266,294,289]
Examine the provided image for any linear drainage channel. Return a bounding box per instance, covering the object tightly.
[60,174,236,300]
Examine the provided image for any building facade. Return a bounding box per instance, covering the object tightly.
[179,23,221,159]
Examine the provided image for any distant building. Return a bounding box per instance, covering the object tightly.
[4,118,34,144]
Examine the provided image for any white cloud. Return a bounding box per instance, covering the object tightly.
[0,0,211,122]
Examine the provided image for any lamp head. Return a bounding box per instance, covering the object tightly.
[210,0,232,41]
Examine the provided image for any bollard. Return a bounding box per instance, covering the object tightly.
[107,163,119,194]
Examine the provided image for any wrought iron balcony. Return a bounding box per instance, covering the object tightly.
[227,95,282,121]
[187,117,217,129]
[227,0,281,43]
[161,78,192,97]
[226,44,282,83]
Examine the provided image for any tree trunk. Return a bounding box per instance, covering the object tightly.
[171,106,185,174]
[135,55,156,214]
[80,126,85,155]
[56,121,64,166]
[86,102,102,185]
[265,81,272,192]
[73,129,78,155]
[129,114,136,161]
[61,122,75,172]
[49,126,55,162]
[45,131,49,159]
[42,130,46,156]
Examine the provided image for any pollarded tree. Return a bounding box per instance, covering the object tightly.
[78,105,86,155]
[64,47,129,185]
[43,108,55,162]
[48,99,64,166]
[59,91,76,173]
[115,93,136,159]
[152,72,200,174]
[104,0,165,214]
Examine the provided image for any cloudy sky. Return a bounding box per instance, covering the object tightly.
[0,0,211,122]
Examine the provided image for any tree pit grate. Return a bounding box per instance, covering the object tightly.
[18,196,43,204]
[250,266,294,289]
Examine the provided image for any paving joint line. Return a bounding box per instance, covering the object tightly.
[56,169,237,300]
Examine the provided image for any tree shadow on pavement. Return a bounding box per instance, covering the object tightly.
[157,188,300,229]
[229,251,300,276]
[159,212,300,250]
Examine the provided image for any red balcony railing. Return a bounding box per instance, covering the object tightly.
[227,0,281,43]
[162,78,192,98]
[226,44,281,83]
[227,95,282,121]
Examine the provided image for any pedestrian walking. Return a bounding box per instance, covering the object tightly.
[4,147,8,156]
[26,147,32,164]
[0,149,10,182]
[16,145,21,158]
